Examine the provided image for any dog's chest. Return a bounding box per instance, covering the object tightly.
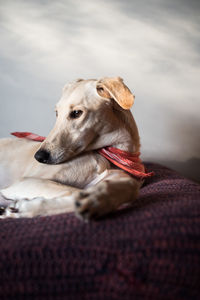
[53,152,110,189]
[0,163,14,189]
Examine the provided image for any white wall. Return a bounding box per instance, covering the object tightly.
[0,0,200,181]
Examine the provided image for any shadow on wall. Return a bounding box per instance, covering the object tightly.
[163,110,200,183]
[158,157,200,183]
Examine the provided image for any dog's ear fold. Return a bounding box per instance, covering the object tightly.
[96,77,135,110]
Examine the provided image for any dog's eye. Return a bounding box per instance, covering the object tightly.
[69,110,83,119]
[55,111,58,117]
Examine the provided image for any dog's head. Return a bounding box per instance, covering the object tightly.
[34,77,136,164]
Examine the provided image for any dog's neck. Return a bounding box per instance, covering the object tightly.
[89,110,140,153]
[112,109,140,152]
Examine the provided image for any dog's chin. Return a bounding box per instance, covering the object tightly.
[46,154,76,165]
[43,157,68,165]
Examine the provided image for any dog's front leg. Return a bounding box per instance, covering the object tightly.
[75,170,142,220]
[0,178,80,218]
[1,195,77,218]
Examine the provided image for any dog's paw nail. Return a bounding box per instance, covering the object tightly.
[75,200,81,208]
[9,207,19,213]
[0,206,6,215]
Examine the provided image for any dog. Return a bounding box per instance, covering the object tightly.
[0,77,148,220]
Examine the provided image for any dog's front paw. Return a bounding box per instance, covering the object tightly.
[0,201,20,218]
[0,197,45,218]
[74,182,113,221]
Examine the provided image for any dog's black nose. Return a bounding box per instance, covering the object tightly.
[34,150,50,164]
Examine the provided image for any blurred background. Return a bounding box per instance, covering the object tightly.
[0,0,199,181]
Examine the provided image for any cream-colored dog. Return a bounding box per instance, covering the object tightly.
[0,77,141,220]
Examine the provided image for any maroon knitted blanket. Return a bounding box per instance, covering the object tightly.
[0,163,200,300]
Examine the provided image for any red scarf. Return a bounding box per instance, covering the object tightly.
[11,132,154,180]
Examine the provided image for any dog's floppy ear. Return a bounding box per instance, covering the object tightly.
[96,77,135,110]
